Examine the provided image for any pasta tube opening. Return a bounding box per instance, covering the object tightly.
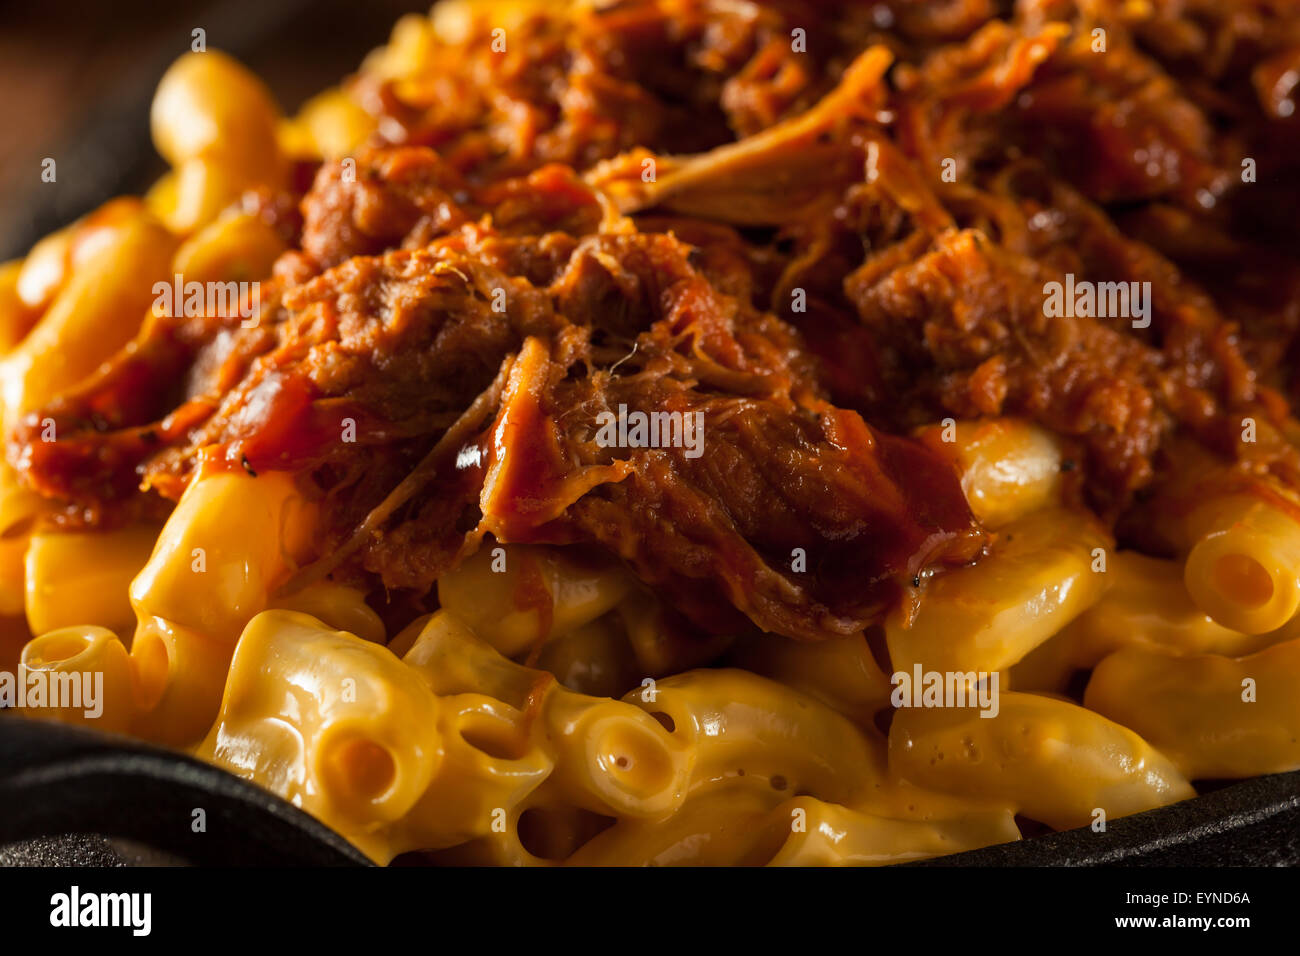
[1182,497,1300,634]
[18,625,134,733]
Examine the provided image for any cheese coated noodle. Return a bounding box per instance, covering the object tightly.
[1011,551,1277,693]
[624,668,888,806]
[205,610,561,863]
[1181,493,1300,635]
[25,525,159,638]
[18,626,133,734]
[886,508,1111,677]
[916,418,1065,529]
[533,614,638,697]
[285,89,377,159]
[1138,451,1300,635]
[1085,639,1300,779]
[171,211,287,289]
[1,207,176,430]
[0,261,38,353]
[269,581,387,645]
[746,796,1022,867]
[402,611,692,819]
[726,630,892,727]
[437,543,633,657]
[564,781,783,866]
[198,610,444,861]
[130,470,316,645]
[14,227,73,313]
[889,692,1195,830]
[0,533,27,619]
[150,51,287,232]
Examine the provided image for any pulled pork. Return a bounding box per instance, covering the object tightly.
[10,0,1300,642]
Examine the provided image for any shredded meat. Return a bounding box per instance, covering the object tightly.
[14,158,981,640]
[9,0,1300,642]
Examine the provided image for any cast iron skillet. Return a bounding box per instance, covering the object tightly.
[1,718,1297,866]
[0,719,370,865]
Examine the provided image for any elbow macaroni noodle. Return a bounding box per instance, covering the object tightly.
[3,16,1300,867]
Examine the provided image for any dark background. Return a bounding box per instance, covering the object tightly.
[0,0,432,260]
